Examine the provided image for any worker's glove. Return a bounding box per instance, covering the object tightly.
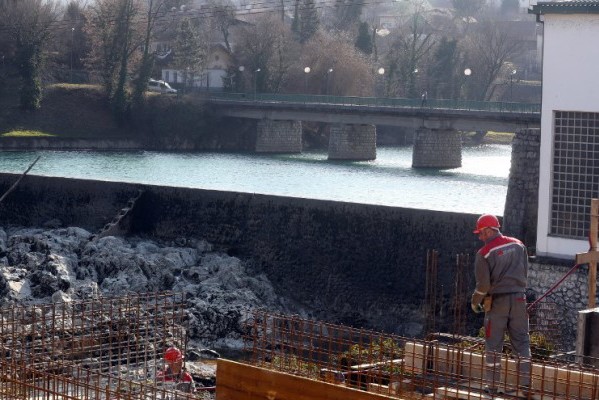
[471,302,485,314]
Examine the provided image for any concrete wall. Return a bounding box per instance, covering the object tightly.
[412,128,462,168]
[328,124,376,160]
[537,14,599,258]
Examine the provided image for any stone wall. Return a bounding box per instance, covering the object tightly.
[503,129,540,248]
[0,172,588,347]
[328,124,376,160]
[0,173,479,336]
[412,128,462,168]
[255,120,302,153]
[0,137,145,150]
[528,259,589,349]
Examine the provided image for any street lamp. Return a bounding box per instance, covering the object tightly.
[254,68,260,100]
[462,68,472,100]
[509,69,517,102]
[374,27,390,62]
[377,67,385,97]
[233,65,244,92]
[325,68,333,98]
[70,27,75,83]
[304,66,311,94]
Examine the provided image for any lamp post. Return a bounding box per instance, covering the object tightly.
[235,65,244,92]
[254,68,260,100]
[377,67,385,98]
[509,69,517,102]
[325,68,333,99]
[304,66,311,94]
[70,27,75,83]
[463,68,472,100]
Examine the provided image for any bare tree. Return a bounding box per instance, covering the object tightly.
[86,0,149,121]
[383,1,437,98]
[0,0,60,110]
[207,0,236,53]
[462,18,525,100]
[298,32,373,97]
[235,14,299,94]
[131,0,170,107]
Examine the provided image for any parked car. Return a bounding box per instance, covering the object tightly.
[147,79,177,94]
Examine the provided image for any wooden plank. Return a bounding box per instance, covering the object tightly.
[216,359,398,400]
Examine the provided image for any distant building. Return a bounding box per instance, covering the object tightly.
[530,0,599,259]
[150,6,243,91]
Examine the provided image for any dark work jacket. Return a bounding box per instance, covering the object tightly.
[471,232,528,306]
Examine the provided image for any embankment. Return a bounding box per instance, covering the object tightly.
[0,173,585,347]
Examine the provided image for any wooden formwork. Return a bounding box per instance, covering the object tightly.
[216,359,400,400]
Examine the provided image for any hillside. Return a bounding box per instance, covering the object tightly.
[0,83,133,138]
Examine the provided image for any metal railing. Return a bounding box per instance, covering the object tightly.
[206,92,541,114]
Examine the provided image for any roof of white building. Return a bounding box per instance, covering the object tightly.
[530,0,599,14]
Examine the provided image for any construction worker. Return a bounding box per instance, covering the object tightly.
[158,346,195,393]
[471,214,536,398]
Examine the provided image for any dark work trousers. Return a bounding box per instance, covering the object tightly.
[484,293,531,389]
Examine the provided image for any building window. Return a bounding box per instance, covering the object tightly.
[551,111,599,238]
[165,71,170,81]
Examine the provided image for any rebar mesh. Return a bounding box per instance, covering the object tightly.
[0,292,206,399]
[243,310,599,399]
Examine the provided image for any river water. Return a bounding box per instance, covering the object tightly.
[0,144,510,215]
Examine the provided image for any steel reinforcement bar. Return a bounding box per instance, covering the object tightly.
[243,310,599,399]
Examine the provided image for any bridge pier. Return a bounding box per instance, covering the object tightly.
[255,119,302,153]
[412,127,462,169]
[328,124,376,161]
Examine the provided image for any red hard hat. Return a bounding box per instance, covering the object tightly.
[473,214,500,234]
[164,346,183,362]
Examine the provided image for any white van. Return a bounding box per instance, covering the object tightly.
[147,79,177,94]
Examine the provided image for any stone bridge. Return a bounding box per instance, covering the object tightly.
[207,93,540,169]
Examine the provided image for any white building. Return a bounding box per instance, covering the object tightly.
[530,1,599,259]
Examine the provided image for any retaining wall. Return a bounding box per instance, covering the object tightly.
[0,173,587,346]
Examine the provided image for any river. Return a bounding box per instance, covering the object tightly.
[0,144,510,216]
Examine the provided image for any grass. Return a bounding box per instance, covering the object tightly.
[2,130,55,137]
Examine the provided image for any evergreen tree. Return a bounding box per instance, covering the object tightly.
[299,0,318,43]
[0,0,58,110]
[355,22,372,55]
[429,37,459,99]
[173,18,207,92]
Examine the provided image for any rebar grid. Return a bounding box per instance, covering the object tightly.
[0,358,202,400]
[0,292,203,399]
[243,310,599,399]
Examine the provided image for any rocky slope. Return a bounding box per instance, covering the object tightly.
[0,225,305,351]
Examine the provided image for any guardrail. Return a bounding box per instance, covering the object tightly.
[206,92,541,114]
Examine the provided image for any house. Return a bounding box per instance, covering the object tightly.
[160,44,233,90]
[150,6,240,91]
[529,0,599,259]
